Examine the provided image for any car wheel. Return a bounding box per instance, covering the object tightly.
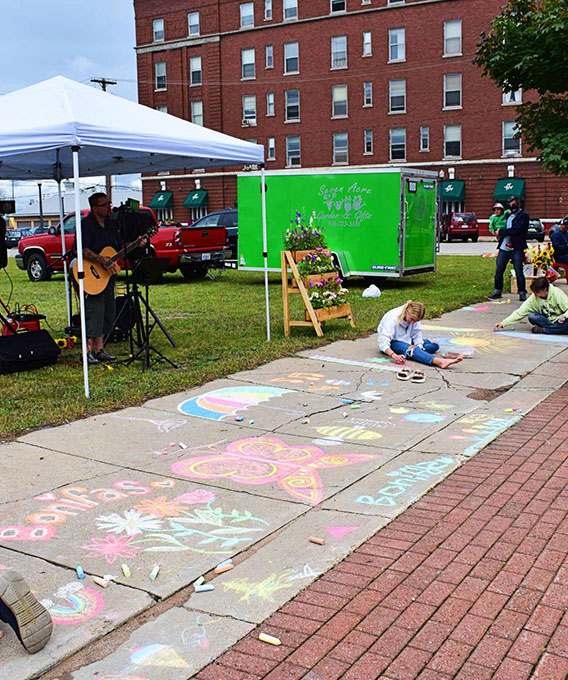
[472,236,479,243]
[538,236,545,243]
[179,263,207,279]
[462,237,468,242]
[27,253,51,282]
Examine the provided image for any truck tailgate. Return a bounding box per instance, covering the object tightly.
[181,225,226,249]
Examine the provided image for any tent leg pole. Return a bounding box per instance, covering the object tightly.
[261,166,270,342]
[72,149,90,398]
[57,180,72,328]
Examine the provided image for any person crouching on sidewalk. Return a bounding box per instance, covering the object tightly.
[494,277,568,335]
[377,301,463,368]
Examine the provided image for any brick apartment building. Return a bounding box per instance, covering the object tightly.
[133,0,567,233]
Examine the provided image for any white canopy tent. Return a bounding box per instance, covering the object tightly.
[0,76,267,397]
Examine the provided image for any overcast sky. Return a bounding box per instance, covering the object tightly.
[0,1,139,208]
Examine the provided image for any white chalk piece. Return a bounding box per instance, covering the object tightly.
[309,536,326,545]
[193,575,205,587]
[93,577,109,588]
[178,442,188,449]
[149,564,160,580]
[121,564,131,578]
[259,633,281,646]
[76,565,85,580]
[194,583,215,593]
[249,419,255,425]
[214,563,234,575]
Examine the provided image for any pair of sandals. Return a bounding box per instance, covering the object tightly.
[397,368,425,383]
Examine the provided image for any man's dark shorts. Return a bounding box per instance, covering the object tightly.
[85,282,115,338]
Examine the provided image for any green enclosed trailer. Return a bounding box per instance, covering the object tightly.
[237,167,438,278]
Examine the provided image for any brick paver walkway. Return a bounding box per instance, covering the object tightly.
[194,383,568,680]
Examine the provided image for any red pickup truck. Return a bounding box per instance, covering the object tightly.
[16,209,227,282]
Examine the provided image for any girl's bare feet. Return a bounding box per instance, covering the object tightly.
[433,355,464,369]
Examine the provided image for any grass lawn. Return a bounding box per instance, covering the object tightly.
[0,256,496,439]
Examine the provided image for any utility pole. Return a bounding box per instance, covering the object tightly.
[90,78,117,200]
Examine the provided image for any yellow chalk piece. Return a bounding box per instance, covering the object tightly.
[259,633,281,646]
[504,409,513,413]
[121,563,131,578]
[309,536,326,545]
[93,576,109,588]
[214,563,234,575]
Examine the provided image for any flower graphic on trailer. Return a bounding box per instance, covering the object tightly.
[81,534,141,565]
[170,436,379,504]
[96,509,162,536]
[177,386,293,421]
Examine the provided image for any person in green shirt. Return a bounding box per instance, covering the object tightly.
[494,277,568,334]
[489,203,509,237]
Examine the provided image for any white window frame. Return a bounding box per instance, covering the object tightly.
[265,0,273,20]
[241,48,256,79]
[191,100,204,126]
[156,104,168,113]
[283,0,298,20]
[188,12,200,36]
[389,79,406,113]
[420,126,430,152]
[389,127,406,161]
[266,92,275,116]
[444,73,462,109]
[267,137,276,160]
[332,84,348,118]
[286,135,301,167]
[240,3,254,27]
[155,61,166,90]
[363,31,372,56]
[284,42,299,74]
[153,18,164,42]
[363,81,373,107]
[331,35,347,69]
[503,88,522,105]
[388,28,406,63]
[503,121,521,156]
[265,44,274,69]
[444,20,462,57]
[333,132,349,164]
[242,95,257,126]
[285,89,300,122]
[189,56,202,86]
[444,124,462,159]
[364,129,373,155]
[331,0,346,12]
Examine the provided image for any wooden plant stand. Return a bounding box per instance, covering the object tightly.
[281,250,354,337]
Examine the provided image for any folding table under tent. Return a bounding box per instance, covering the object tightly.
[0,76,266,397]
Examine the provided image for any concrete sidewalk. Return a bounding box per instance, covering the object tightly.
[1,293,567,679]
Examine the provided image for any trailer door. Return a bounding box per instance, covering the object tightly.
[402,177,437,273]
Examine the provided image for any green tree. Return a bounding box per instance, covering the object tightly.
[476,0,568,175]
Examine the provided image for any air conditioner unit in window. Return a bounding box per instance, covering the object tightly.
[242,119,250,126]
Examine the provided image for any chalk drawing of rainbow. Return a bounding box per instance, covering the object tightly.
[131,644,189,668]
[178,386,293,421]
[48,584,105,625]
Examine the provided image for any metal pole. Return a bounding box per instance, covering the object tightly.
[57,180,72,327]
[72,148,90,398]
[38,183,44,229]
[261,166,270,342]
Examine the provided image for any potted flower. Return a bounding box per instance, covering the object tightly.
[283,211,326,262]
[304,276,352,322]
[524,243,555,276]
[292,248,338,288]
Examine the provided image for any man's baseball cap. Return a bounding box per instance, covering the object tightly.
[493,203,504,209]
[562,216,568,224]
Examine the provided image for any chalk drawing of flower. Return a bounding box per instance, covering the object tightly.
[81,534,141,564]
[96,509,163,536]
[176,489,216,505]
[133,496,185,518]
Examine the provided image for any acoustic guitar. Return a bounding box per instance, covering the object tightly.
[73,224,158,296]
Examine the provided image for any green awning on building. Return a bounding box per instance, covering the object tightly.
[493,178,526,202]
[182,189,208,208]
[148,190,174,209]
[440,180,466,202]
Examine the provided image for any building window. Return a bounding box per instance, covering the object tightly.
[284,42,299,74]
[444,20,462,56]
[285,89,300,121]
[332,85,348,118]
[266,92,275,116]
[363,31,372,56]
[389,28,406,62]
[265,0,272,20]
[364,129,373,154]
[331,0,346,12]
[444,124,462,158]
[265,45,274,69]
[388,0,405,3]
[331,36,347,69]
[191,100,204,126]
[188,12,199,36]
[155,61,166,90]
[503,89,522,105]
[156,105,168,113]
[389,128,406,160]
[333,132,348,164]
[389,79,406,113]
[363,81,373,106]
[503,121,521,156]
[242,95,257,125]
[242,48,255,79]
[240,3,254,27]
[153,18,164,42]
[267,137,276,160]
[420,126,430,151]
[444,73,462,109]
[283,0,298,20]
[286,135,301,166]
[189,56,202,86]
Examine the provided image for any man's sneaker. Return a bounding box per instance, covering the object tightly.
[0,570,52,654]
[80,351,100,366]
[531,325,545,334]
[95,349,116,362]
[519,292,528,301]
[488,291,502,300]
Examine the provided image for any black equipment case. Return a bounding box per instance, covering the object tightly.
[0,329,61,374]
